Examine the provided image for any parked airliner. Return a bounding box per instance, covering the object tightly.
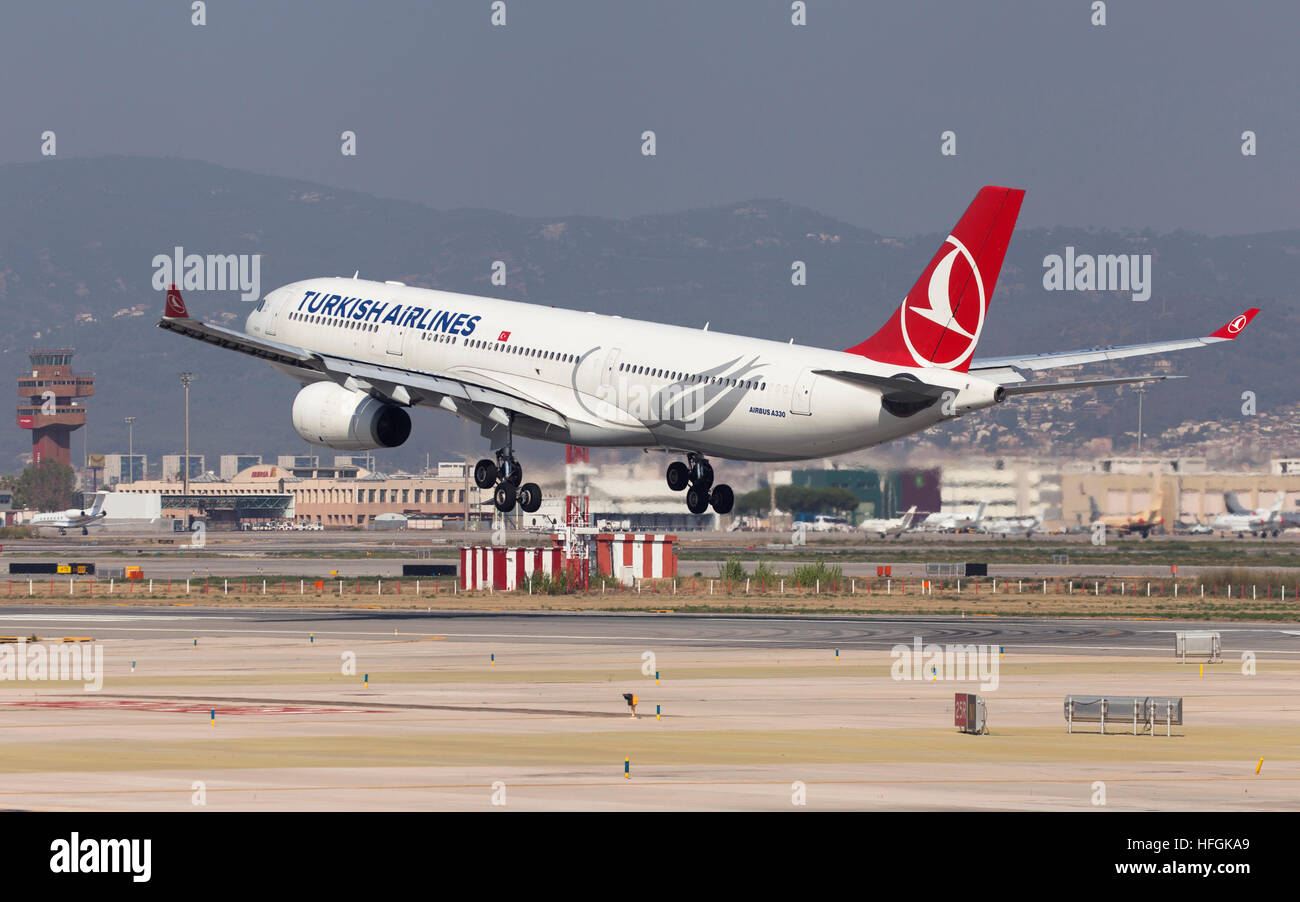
[159,186,1257,516]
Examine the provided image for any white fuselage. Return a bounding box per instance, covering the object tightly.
[245,278,1002,462]
[30,510,105,529]
[1211,512,1275,534]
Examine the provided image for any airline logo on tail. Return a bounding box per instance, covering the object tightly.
[164,284,189,319]
[901,235,986,369]
[847,186,1024,372]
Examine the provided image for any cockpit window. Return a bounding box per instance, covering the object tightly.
[254,297,267,312]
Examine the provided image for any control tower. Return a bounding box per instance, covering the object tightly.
[16,349,94,467]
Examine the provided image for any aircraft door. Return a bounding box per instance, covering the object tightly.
[386,323,406,356]
[790,368,817,415]
[264,294,280,336]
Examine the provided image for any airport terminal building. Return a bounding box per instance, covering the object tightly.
[116,461,488,528]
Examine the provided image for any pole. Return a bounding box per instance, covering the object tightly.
[180,372,194,526]
[124,416,136,484]
[1136,386,1145,453]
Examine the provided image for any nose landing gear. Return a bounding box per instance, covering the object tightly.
[667,454,733,515]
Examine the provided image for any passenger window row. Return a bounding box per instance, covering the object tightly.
[618,362,765,391]
[464,338,578,364]
[289,311,380,332]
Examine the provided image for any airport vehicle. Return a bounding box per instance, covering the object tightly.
[1211,493,1284,537]
[859,505,917,538]
[158,186,1258,516]
[918,502,987,533]
[1090,475,1165,538]
[29,492,107,535]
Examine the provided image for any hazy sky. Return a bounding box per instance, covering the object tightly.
[2,0,1297,235]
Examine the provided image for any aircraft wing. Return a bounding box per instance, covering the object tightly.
[970,308,1259,384]
[158,286,317,368]
[157,285,570,432]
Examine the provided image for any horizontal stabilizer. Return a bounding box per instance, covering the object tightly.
[1000,374,1182,396]
[813,369,950,400]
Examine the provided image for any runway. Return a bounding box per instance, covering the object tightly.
[2,604,1297,811]
[2,605,1297,655]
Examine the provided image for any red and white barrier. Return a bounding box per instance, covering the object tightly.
[460,546,564,591]
[595,533,678,586]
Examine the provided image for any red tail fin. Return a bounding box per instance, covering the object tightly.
[846,186,1024,372]
[164,283,189,319]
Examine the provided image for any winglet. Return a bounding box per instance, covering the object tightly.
[1208,308,1259,340]
[164,283,189,319]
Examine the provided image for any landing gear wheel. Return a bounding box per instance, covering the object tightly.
[505,465,523,487]
[494,482,517,512]
[81,526,89,536]
[474,459,497,489]
[686,486,710,515]
[59,528,66,536]
[691,459,714,493]
[710,484,734,515]
[666,461,690,492]
[518,482,542,514]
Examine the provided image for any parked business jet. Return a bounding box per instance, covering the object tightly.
[1090,473,1166,538]
[30,492,107,535]
[918,501,987,533]
[1212,492,1285,537]
[982,514,1041,537]
[859,505,917,538]
[158,186,1258,516]
[1223,490,1299,529]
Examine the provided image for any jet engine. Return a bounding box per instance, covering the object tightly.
[291,381,412,451]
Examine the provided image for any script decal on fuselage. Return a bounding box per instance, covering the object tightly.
[296,290,481,336]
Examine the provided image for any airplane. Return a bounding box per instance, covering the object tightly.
[1223,490,1300,529]
[30,492,107,535]
[1211,492,1284,537]
[859,505,917,538]
[918,501,987,533]
[157,186,1259,518]
[1090,473,1165,538]
[981,514,1040,537]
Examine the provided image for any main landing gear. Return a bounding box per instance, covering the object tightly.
[666,454,733,516]
[473,421,542,514]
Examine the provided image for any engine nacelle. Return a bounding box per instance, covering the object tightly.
[950,378,1006,416]
[291,381,412,451]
